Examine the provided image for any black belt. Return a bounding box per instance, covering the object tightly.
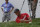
[5,12,8,13]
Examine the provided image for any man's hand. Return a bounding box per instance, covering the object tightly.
[9,8,14,13]
[20,19,24,21]
[1,7,4,13]
[9,10,12,13]
[20,19,24,23]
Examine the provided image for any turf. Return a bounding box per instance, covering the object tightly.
[0,18,40,27]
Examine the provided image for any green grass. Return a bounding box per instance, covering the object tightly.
[0,18,40,27]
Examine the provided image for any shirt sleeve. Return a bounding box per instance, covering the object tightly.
[25,13,30,18]
[1,4,4,7]
[10,4,14,8]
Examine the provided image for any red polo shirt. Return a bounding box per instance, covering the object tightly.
[16,13,31,23]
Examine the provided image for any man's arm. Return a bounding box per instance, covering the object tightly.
[24,17,32,22]
[1,4,4,12]
[1,7,4,12]
[20,17,32,23]
[9,7,14,13]
[20,13,32,23]
[9,4,14,13]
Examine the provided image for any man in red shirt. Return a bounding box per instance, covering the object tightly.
[14,9,32,23]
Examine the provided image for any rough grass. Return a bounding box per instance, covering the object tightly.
[0,18,40,27]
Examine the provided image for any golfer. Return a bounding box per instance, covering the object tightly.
[14,9,32,23]
[1,0,14,22]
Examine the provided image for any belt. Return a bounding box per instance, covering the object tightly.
[5,12,8,13]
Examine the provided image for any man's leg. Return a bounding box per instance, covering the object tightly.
[31,1,34,18]
[32,10,34,18]
[2,13,7,22]
[33,3,37,18]
[32,0,38,18]
[7,13,11,22]
[2,16,6,22]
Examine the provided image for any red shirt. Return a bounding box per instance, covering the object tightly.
[16,13,30,23]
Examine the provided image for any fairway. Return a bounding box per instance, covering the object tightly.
[0,18,40,27]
